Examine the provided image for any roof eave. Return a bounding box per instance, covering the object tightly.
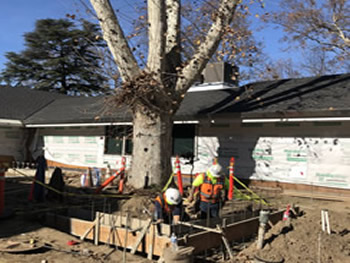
[0,119,24,127]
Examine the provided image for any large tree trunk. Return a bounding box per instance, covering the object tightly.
[129,105,173,188]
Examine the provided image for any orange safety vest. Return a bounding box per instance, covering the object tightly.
[199,173,224,204]
[155,193,171,214]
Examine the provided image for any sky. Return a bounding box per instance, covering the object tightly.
[0,0,294,73]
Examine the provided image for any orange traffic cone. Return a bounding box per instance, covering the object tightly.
[283,204,291,221]
[228,157,235,200]
[175,156,183,196]
[119,157,126,193]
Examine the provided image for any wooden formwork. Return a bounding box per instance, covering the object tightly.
[44,209,285,258]
[45,210,171,257]
[178,210,284,254]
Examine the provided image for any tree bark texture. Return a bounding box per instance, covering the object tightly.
[147,0,166,76]
[129,105,173,188]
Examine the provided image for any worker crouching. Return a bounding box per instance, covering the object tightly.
[188,164,229,219]
[153,188,183,225]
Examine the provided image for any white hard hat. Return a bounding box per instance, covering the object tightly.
[165,188,181,205]
[208,163,222,178]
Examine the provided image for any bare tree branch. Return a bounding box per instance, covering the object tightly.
[332,13,350,47]
[90,0,140,81]
[176,0,240,93]
[164,0,181,72]
[147,0,166,77]
[165,0,181,54]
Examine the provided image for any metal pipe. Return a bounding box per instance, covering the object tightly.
[257,210,269,249]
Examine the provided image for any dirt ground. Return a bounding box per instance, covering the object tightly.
[1,171,155,263]
[1,171,350,263]
[234,195,350,263]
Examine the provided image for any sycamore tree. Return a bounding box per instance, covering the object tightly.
[130,0,266,83]
[262,0,350,74]
[89,0,244,188]
[1,18,109,95]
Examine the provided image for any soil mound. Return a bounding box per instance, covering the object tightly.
[236,208,350,262]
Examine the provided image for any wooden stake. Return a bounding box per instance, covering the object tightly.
[95,211,100,245]
[130,219,152,254]
[148,223,155,260]
[123,213,129,263]
[80,213,103,241]
[221,218,227,260]
[217,225,234,261]
[318,232,321,263]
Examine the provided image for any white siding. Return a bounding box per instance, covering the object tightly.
[39,127,129,170]
[37,121,350,189]
[0,126,25,161]
[192,121,350,189]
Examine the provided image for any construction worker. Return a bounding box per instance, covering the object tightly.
[153,187,182,225]
[188,163,229,219]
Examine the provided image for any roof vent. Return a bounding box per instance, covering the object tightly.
[203,62,239,85]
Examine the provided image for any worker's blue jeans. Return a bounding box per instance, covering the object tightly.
[199,201,219,219]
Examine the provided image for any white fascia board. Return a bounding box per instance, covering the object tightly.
[242,117,350,123]
[0,119,23,127]
[188,82,237,92]
[26,120,199,128]
[174,120,199,124]
[25,122,133,128]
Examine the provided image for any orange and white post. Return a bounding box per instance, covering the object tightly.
[175,156,183,196]
[118,157,126,193]
[228,157,235,200]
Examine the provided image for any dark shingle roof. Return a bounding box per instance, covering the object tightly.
[2,73,350,125]
[175,88,239,120]
[25,87,238,124]
[215,73,350,117]
[24,96,132,124]
[0,86,66,120]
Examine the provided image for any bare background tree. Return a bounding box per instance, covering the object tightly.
[262,0,350,76]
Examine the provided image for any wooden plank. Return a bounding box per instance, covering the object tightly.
[147,224,155,260]
[80,213,103,241]
[94,211,100,245]
[178,221,222,234]
[99,212,171,236]
[45,213,170,256]
[68,208,172,235]
[131,219,152,254]
[178,210,284,254]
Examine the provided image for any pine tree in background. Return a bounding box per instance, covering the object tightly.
[1,19,109,96]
